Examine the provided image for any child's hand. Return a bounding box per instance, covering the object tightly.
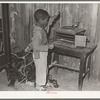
[25,42,33,52]
[25,46,30,52]
[48,43,54,49]
[48,12,60,26]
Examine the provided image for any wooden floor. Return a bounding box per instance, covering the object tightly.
[0,68,100,91]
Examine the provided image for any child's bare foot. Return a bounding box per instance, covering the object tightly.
[45,82,53,88]
[36,85,47,91]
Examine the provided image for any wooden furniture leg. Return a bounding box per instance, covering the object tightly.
[87,55,92,80]
[47,49,52,67]
[78,54,86,90]
[54,53,59,73]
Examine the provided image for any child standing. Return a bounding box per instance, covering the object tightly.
[25,9,60,91]
[32,9,54,91]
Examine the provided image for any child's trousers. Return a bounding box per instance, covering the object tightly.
[33,52,48,86]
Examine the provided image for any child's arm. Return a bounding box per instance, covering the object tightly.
[25,42,33,52]
[32,34,48,52]
[49,12,60,26]
[25,35,54,52]
[46,12,60,33]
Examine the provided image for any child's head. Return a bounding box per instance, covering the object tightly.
[34,9,50,28]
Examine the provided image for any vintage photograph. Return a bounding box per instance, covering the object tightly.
[0,2,100,93]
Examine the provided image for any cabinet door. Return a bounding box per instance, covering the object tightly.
[0,4,11,68]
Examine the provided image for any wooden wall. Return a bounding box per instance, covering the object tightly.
[92,4,100,80]
[9,4,60,52]
[9,3,100,80]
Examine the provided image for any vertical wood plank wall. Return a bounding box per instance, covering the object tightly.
[92,4,100,80]
[9,3,100,80]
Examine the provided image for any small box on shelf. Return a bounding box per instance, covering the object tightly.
[75,35,87,47]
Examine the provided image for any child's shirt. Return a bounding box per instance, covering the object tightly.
[32,24,48,53]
